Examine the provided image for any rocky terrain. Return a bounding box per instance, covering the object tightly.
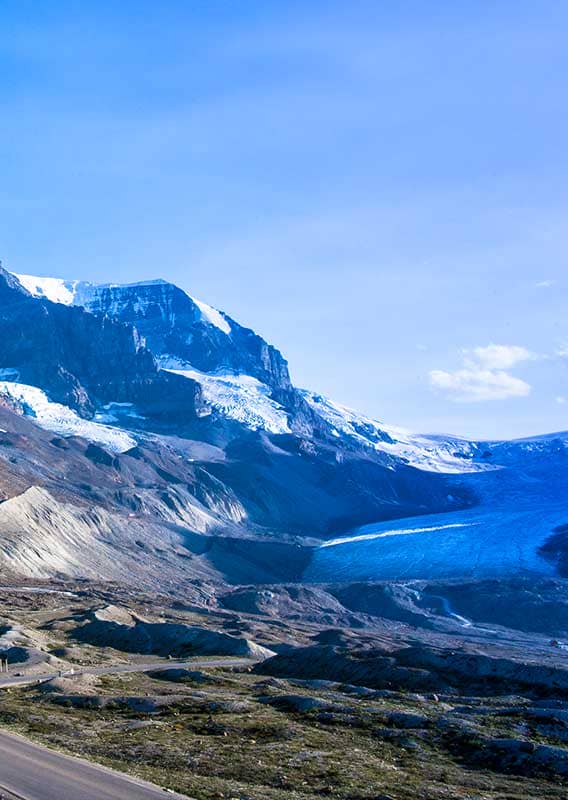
[0,583,567,799]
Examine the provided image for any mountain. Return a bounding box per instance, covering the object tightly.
[13,273,490,467]
[16,275,291,390]
[0,268,565,598]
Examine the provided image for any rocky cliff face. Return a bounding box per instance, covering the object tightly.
[59,278,342,439]
[0,268,203,421]
[69,279,291,390]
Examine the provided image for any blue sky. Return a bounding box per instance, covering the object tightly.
[1,1,567,439]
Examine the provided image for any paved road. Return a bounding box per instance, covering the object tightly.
[0,728,191,799]
[0,656,253,689]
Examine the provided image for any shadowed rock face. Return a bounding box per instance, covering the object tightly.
[72,606,274,659]
[0,268,203,421]
[71,279,292,390]
[256,638,568,696]
[539,524,568,578]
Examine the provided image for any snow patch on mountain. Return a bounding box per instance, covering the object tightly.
[192,298,232,335]
[159,357,290,434]
[15,274,78,305]
[301,390,492,474]
[0,381,136,453]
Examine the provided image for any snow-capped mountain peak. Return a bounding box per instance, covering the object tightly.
[8,269,498,475]
[15,274,79,305]
[16,273,231,334]
[12,272,290,389]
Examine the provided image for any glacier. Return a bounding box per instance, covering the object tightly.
[306,434,568,582]
[0,381,136,453]
[305,505,562,582]
[159,357,291,434]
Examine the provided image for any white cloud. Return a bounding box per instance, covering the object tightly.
[535,279,555,288]
[557,396,566,405]
[467,343,535,371]
[430,344,533,402]
[430,368,531,402]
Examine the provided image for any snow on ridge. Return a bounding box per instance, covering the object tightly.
[14,274,79,306]
[159,357,290,434]
[14,272,233,336]
[92,279,168,289]
[0,381,136,453]
[300,389,492,474]
[191,298,232,335]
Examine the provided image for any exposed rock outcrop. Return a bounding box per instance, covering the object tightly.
[0,268,203,421]
[70,279,292,391]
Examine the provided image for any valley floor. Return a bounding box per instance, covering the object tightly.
[2,665,568,800]
[0,581,567,799]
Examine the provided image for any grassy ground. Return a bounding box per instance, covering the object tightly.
[0,667,566,800]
